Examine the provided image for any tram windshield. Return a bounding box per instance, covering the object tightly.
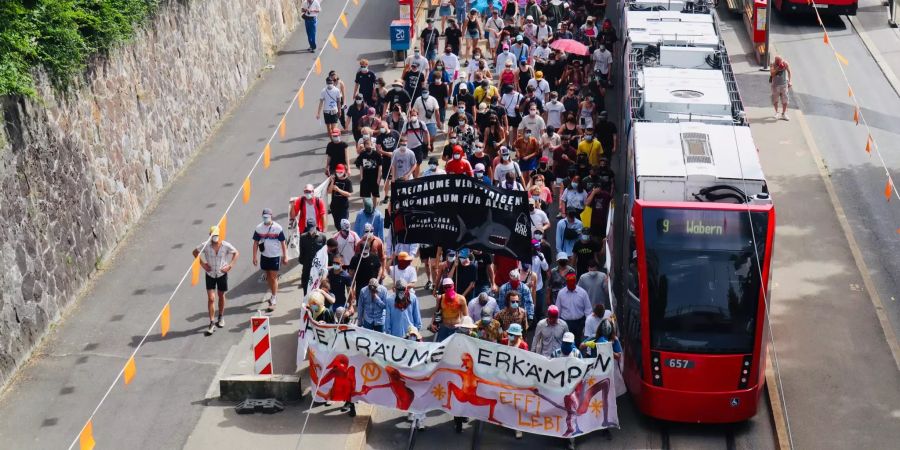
[643,208,769,354]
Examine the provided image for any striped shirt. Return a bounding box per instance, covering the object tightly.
[252,222,286,258]
[195,241,237,278]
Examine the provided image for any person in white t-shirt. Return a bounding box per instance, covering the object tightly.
[316,77,343,134]
[529,199,551,234]
[591,44,613,83]
[439,46,460,80]
[526,71,551,102]
[194,226,239,335]
[390,251,418,289]
[531,39,551,65]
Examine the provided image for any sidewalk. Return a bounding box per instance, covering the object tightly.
[719,12,900,450]
[850,0,900,96]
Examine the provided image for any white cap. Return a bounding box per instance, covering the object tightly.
[526,15,534,21]
[442,277,454,286]
[509,269,520,279]
[556,251,568,261]
[562,332,575,343]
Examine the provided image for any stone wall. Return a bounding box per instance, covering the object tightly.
[0,0,301,389]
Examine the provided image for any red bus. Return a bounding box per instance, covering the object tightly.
[773,0,857,15]
[618,4,776,422]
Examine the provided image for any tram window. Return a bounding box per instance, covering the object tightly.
[627,224,640,299]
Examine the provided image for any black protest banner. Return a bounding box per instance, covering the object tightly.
[390,175,532,261]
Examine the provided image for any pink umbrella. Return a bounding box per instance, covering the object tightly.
[551,39,589,56]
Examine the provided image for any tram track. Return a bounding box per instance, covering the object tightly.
[658,422,739,450]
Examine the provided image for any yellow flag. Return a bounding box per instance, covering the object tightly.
[79,420,95,450]
[123,356,136,385]
[315,57,322,75]
[191,257,201,286]
[887,179,894,201]
[218,215,227,241]
[242,177,251,204]
[340,13,348,28]
[263,143,271,169]
[161,303,171,337]
[329,33,339,50]
[835,51,849,66]
[279,118,287,139]
[298,87,305,109]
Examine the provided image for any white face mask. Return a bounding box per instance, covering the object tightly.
[502,154,510,160]
[263,215,273,224]
[453,154,461,160]
[380,128,387,133]
[331,137,340,142]
[429,164,438,171]
[458,108,466,114]
[529,110,537,116]
[361,67,369,73]
[305,192,313,199]
[450,138,458,144]
[355,100,363,104]
[422,93,429,99]
[211,236,220,243]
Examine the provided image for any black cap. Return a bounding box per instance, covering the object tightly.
[428,156,439,165]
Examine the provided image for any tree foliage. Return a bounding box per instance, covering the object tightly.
[0,0,160,97]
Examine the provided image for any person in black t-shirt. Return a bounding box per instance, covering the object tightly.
[354,59,378,105]
[455,249,479,300]
[572,229,603,277]
[420,19,441,62]
[325,129,350,176]
[349,252,382,297]
[355,138,382,202]
[447,101,474,128]
[403,64,426,101]
[346,95,370,142]
[472,249,494,295]
[444,19,463,56]
[595,112,618,156]
[376,123,400,182]
[384,81,411,112]
[328,165,353,227]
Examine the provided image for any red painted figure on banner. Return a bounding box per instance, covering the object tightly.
[531,377,612,436]
[309,353,364,417]
[362,366,416,410]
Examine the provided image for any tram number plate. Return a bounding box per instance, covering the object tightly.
[813,3,828,7]
[665,358,695,369]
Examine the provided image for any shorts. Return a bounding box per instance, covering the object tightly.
[324,111,339,125]
[419,244,438,259]
[360,177,381,197]
[260,255,281,272]
[426,122,438,138]
[771,85,788,103]
[507,115,522,129]
[520,156,537,171]
[410,146,426,164]
[467,29,480,40]
[439,5,452,17]
[205,273,228,292]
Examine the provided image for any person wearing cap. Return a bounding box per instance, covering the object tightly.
[298,216,327,295]
[390,251,418,290]
[325,128,351,177]
[468,291,499,322]
[300,0,321,52]
[384,79,412,114]
[357,278,389,332]
[413,87,442,138]
[495,43,516,76]
[523,15,538,43]
[422,155,446,177]
[510,34,530,63]
[572,228,602,276]
[533,305,569,357]
[193,226,238,335]
[500,323,528,350]
[475,307,503,343]
[549,250,576,303]
[327,165,353,229]
[432,278,470,341]
[353,198,384,241]
[384,280,422,338]
[497,269,534,321]
[290,183,326,233]
[346,92,370,143]
[493,146,525,187]
[253,208,287,312]
[332,219,360,268]
[404,48,430,78]
[420,18,441,63]
[316,77,343,134]
[550,332,582,360]
[555,271,592,343]
[445,145,474,176]
[496,290,528,333]
[455,83,477,116]
[526,69,551,102]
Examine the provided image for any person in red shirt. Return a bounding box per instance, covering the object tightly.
[445,145,474,176]
[500,323,529,350]
[291,183,327,232]
[491,254,519,291]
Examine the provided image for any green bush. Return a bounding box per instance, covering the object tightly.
[0,0,160,97]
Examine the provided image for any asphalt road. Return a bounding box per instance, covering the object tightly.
[0,1,391,448]
[769,10,900,342]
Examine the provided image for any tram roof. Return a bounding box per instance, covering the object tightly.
[625,10,720,48]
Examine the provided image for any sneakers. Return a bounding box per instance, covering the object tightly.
[774,113,782,120]
[266,296,277,313]
[216,316,225,328]
[781,113,790,121]
[340,402,356,417]
[425,280,433,291]
[515,430,523,439]
[206,322,216,336]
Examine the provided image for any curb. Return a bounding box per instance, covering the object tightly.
[847,15,900,98]
[765,355,790,450]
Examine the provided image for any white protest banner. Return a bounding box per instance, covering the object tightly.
[300,311,619,437]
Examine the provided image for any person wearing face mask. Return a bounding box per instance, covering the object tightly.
[384,280,422,338]
[572,228,602,277]
[414,88,442,139]
[455,85,477,116]
[445,145,474,176]
[439,45,460,79]
[193,226,238,335]
[432,278,470,341]
[349,230,384,297]
[327,256,353,311]
[471,162,490,184]
[482,111,507,157]
[357,278,389,332]
[470,142,493,176]
[420,18,441,64]
[298,218,326,295]
[354,59,378,104]
[550,332,582,363]
[544,92,565,130]
[253,208,288,312]
[526,71,550,102]
[390,252,418,291]
[384,80,412,115]
[533,305,569,357]
[422,156,446,177]
[556,207,584,256]
[493,146,523,185]
[447,101,474,129]
[355,137,383,208]
[532,165,555,202]
[306,291,335,324]
[332,219,360,269]
[578,259,610,311]
[291,183,327,233]
[500,323,528,352]
[529,198,551,235]
[514,128,541,183]
[444,17,463,55]
[455,116,479,156]
[559,176,587,218]
[326,164,353,228]
[496,290,529,336]
[495,44,516,77]
[554,272,592,344]
[468,291,498,321]
[577,126,604,166]
[403,63,425,101]
[497,269,534,322]
[325,128,352,177]
[346,94,369,143]
[353,198,385,241]
[404,48,430,77]
[316,77,343,134]
[475,307,503,343]
[442,130,459,162]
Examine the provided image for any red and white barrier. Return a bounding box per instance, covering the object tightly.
[251,316,273,375]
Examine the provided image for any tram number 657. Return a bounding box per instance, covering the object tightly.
[665,358,694,369]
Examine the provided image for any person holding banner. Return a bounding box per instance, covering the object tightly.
[533,305,569,357]
[291,183,327,233]
[298,218,327,296]
[433,278,470,341]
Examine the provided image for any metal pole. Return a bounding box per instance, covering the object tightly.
[761,0,772,70]
[890,0,899,28]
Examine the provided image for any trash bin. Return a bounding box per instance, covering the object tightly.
[390,19,412,63]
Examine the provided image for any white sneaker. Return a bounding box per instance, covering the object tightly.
[774,113,782,120]
[216,317,225,328]
[206,322,216,335]
[781,113,790,121]
[515,430,523,439]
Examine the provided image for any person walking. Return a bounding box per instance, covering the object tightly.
[301,0,321,52]
[291,183,327,233]
[333,219,360,270]
[770,55,792,120]
[555,272,592,343]
[252,208,288,312]
[194,226,238,335]
[298,218,327,295]
[532,305,569,357]
[495,291,528,333]
[432,278,470,341]
[328,164,353,228]
[316,77,343,134]
[357,278,389,332]
[384,280,422,338]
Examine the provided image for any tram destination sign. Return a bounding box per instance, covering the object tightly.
[652,209,742,240]
[391,174,533,261]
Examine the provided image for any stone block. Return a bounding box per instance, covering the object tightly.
[219,374,302,402]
